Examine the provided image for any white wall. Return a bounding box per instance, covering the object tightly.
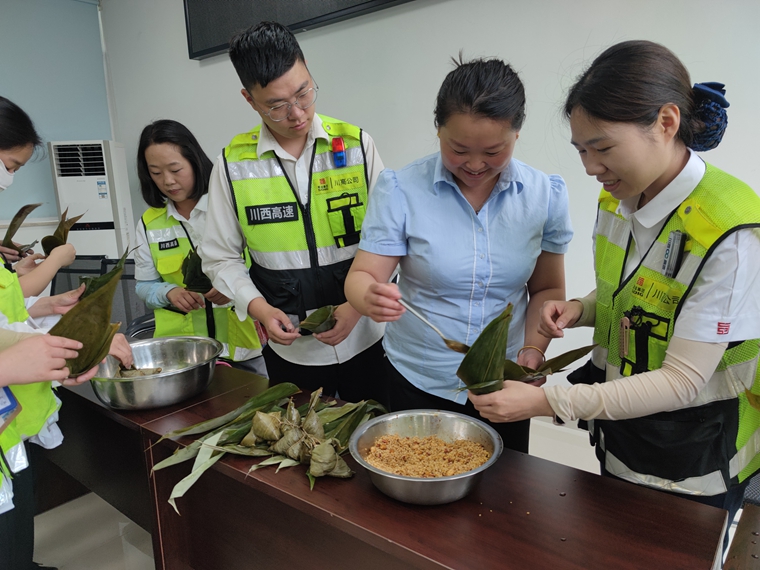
[99,0,760,385]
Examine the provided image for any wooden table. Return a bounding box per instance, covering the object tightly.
[40,367,726,570]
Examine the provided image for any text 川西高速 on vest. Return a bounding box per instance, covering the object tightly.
[224,115,369,321]
[590,164,760,495]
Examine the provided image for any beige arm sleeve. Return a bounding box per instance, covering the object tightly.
[569,290,596,328]
[544,336,727,421]
[0,328,39,351]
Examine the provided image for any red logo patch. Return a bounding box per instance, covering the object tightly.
[636,277,645,286]
[717,322,731,335]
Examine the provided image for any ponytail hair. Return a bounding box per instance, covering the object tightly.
[564,40,728,151]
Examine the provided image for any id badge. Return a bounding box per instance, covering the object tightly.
[0,387,20,436]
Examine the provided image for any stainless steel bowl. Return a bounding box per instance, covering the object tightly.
[349,410,503,505]
[91,336,223,410]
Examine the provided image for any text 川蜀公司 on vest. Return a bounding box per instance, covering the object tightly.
[141,208,261,360]
[224,115,369,322]
[588,164,760,495]
[0,265,60,510]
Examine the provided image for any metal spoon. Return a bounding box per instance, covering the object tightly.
[398,298,470,354]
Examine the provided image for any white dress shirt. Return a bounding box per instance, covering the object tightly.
[200,115,385,365]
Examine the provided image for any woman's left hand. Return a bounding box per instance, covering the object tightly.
[313,302,362,346]
[204,288,230,306]
[13,253,45,276]
[468,381,554,422]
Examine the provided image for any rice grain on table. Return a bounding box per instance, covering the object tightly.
[366,434,490,478]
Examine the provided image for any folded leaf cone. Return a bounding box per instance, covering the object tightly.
[41,207,85,255]
[299,305,336,333]
[456,304,513,395]
[47,249,128,375]
[181,250,213,294]
[2,203,42,254]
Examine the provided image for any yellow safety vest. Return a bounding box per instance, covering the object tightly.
[141,207,261,360]
[224,114,368,322]
[0,266,60,479]
[591,163,760,495]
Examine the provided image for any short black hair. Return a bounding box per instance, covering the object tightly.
[228,21,305,91]
[137,120,213,209]
[0,96,42,151]
[434,56,526,130]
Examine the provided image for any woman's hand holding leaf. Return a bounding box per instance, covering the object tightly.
[468,381,554,423]
[248,297,300,345]
[313,303,360,346]
[539,299,583,339]
[167,287,205,313]
[0,244,24,263]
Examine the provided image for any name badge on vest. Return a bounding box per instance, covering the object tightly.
[159,239,180,250]
[245,202,299,225]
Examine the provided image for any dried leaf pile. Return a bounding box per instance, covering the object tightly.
[152,382,386,514]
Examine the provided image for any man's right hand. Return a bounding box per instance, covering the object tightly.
[0,335,87,386]
[248,297,300,345]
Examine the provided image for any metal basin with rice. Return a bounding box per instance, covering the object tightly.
[349,410,503,505]
[91,336,223,410]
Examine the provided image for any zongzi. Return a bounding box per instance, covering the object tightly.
[41,207,85,255]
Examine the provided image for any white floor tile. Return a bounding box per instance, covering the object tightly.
[34,493,153,570]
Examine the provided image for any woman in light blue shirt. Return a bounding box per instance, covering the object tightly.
[345,58,573,452]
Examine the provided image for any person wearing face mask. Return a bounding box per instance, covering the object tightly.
[467,41,760,549]
[0,96,133,570]
[199,22,388,405]
[134,119,266,376]
[345,57,573,452]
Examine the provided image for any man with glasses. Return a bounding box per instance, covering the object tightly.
[200,21,387,405]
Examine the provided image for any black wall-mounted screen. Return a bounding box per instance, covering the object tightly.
[183,0,414,60]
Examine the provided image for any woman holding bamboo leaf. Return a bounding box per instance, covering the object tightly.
[134,120,266,376]
[469,41,760,547]
[346,57,573,452]
[0,96,133,570]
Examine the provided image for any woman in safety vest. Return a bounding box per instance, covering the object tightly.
[134,120,266,376]
[0,95,133,570]
[345,57,573,453]
[468,40,760,545]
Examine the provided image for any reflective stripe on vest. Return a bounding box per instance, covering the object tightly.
[224,115,368,320]
[141,208,261,359]
[0,266,59,466]
[593,164,760,492]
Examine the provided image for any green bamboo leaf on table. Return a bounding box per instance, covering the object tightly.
[168,432,224,515]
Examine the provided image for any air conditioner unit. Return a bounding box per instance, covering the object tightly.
[48,140,135,259]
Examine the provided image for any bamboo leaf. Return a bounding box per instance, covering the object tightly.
[299,305,336,333]
[156,383,300,443]
[247,455,288,475]
[307,471,316,491]
[181,249,213,294]
[41,207,85,255]
[2,203,42,252]
[152,440,203,472]
[326,401,369,451]
[217,445,274,457]
[456,304,513,395]
[503,359,531,380]
[167,432,224,515]
[534,344,597,375]
[276,458,300,472]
